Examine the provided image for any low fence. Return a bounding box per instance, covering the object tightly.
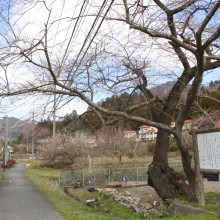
[59,166,148,187]
[58,162,184,187]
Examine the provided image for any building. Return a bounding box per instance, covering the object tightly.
[171,120,192,131]
[192,111,220,130]
[138,120,192,141]
[138,125,158,141]
[182,120,192,131]
[215,118,220,128]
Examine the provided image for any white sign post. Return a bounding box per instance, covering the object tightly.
[197,131,220,171]
[193,128,220,206]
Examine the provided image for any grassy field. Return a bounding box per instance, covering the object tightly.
[26,167,146,220]
[25,160,220,220]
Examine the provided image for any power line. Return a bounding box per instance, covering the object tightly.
[60,0,89,69]
[50,0,66,57]
[62,0,92,60]
[56,0,81,66]
[68,0,111,76]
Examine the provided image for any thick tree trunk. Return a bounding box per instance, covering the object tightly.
[148,129,189,199]
[148,131,197,200]
[180,148,197,201]
[148,164,188,199]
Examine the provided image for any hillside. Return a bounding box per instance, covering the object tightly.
[0,117,32,140]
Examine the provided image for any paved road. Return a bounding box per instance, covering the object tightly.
[0,163,64,220]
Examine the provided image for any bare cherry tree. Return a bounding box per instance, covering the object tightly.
[97,126,137,162]
[1,0,220,200]
[38,132,89,169]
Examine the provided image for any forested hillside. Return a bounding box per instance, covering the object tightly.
[56,80,220,133]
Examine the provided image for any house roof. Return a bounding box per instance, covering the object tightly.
[215,119,220,128]
[171,120,192,125]
[192,111,220,130]
[139,125,149,128]
[146,129,157,133]
[184,120,192,123]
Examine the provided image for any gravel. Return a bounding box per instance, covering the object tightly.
[204,181,220,193]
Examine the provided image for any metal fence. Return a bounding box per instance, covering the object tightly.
[59,166,148,187]
[58,161,184,187]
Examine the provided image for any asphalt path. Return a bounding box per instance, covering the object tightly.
[0,162,64,220]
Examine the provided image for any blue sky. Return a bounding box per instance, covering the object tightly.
[0,67,219,121]
[0,0,219,121]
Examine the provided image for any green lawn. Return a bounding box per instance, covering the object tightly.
[26,164,220,220]
[26,167,145,220]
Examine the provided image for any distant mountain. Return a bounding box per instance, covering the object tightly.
[0,117,32,140]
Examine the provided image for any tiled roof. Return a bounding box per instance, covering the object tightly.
[215,119,220,128]
[192,111,220,129]
[146,129,157,133]
[184,120,192,123]
[139,125,149,128]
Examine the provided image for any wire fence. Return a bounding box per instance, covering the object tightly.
[59,166,148,187]
[58,161,185,188]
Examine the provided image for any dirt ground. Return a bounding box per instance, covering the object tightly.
[122,181,220,202]
[204,181,220,193]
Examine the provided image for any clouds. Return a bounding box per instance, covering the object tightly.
[0,91,88,120]
[1,0,219,120]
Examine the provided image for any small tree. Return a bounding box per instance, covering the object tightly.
[97,126,137,162]
[38,132,90,169]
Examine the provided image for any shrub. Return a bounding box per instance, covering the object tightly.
[169,137,178,152]
[2,159,16,168]
[147,141,156,154]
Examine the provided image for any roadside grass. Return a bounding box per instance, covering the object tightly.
[163,213,219,220]
[205,192,220,212]
[26,161,220,220]
[162,192,220,220]
[26,167,145,220]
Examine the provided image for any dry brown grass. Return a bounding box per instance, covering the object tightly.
[92,153,181,168]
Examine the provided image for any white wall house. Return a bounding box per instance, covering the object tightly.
[171,120,192,130]
[138,125,158,141]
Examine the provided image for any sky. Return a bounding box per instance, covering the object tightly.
[0,95,88,121]
[0,0,219,121]
[0,67,218,121]
[0,0,100,120]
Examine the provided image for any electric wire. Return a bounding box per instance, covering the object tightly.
[60,0,89,69]
[67,0,110,76]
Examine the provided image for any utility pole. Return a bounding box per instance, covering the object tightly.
[27,132,29,155]
[5,115,8,166]
[52,88,56,158]
[32,111,35,160]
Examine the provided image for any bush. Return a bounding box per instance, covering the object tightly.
[169,137,178,152]
[147,141,156,154]
[29,160,45,169]
[2,159,16,168]
[135,141,149,156]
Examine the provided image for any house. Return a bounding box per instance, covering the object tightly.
[138,120,193,141]
[192,111,220,130]
[138,125,158,141]
[182,120,192,131]
[170,120,192,131]
[215,118,220,128]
